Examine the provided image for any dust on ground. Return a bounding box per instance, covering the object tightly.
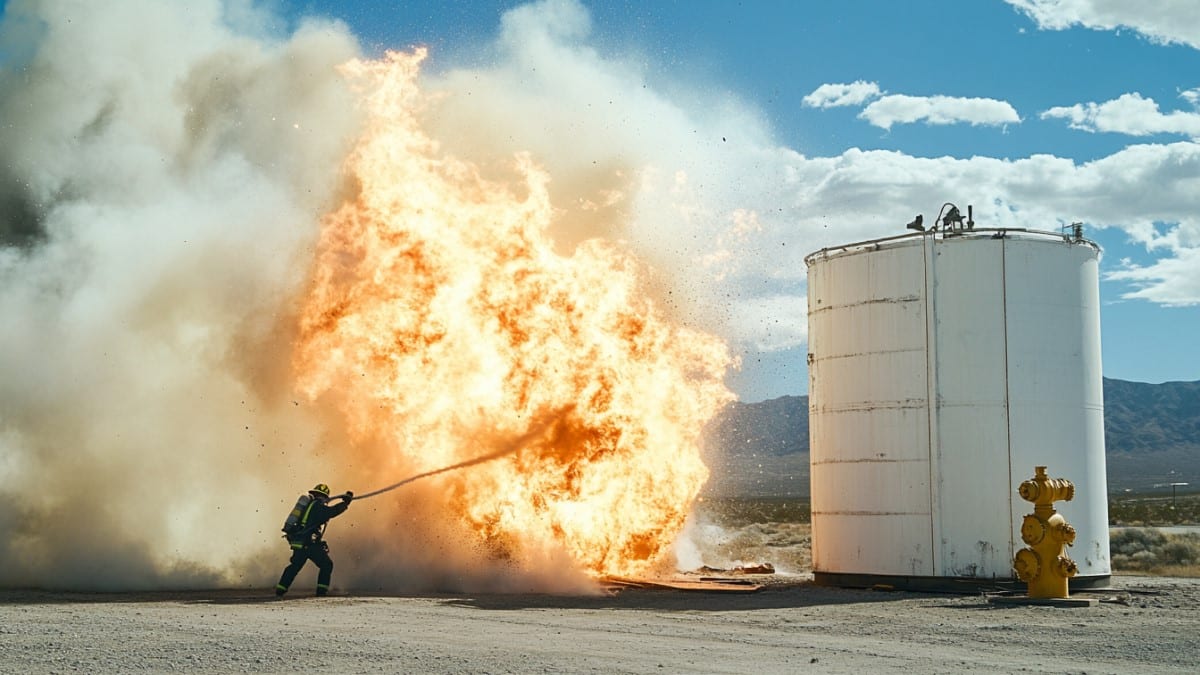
[3,574,1197,674]
[6,522,1197,673]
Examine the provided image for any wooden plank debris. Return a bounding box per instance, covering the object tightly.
[602,576,763,593]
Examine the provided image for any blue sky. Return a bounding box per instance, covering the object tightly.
[4,0,1197,402]
[291,0,1200,401]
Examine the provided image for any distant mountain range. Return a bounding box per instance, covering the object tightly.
[701,378,1200,497]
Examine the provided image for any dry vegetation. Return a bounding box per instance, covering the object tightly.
[700,494,1200,578]
[1110,529,1200,576]
[1108,493,1200,576]
[698,496,811,525]
[690,497,813,574]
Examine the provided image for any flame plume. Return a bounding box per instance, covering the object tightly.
[294,50,733,577]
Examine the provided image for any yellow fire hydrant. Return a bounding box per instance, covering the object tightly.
[1013,466,1078,598]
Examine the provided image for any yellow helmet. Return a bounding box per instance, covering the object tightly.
[309,483,331,499]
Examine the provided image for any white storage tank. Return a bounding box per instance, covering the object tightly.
[805,221,1110,590]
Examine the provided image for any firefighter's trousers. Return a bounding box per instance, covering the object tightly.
[276,540,334,595]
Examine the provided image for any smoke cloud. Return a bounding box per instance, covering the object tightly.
[0,0,362,589]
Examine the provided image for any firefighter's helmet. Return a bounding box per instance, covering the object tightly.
[309,483,332,499]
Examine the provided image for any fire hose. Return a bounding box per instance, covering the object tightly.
[284,445,522,541]
[342,443,521,502]
[286,408,567,540]
[340,407,568,501]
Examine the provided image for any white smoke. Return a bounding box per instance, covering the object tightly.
[0,0,362,589]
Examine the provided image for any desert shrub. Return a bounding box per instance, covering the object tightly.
[1131,550,1157,566]
[1109,529,1200,575]
[1110,528,1168,556]
[1156,537,1200,566]
[698,497,810,527]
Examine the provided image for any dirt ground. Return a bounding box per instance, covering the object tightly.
[3,574,1198,674]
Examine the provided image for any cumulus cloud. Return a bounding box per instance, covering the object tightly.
[803,83,1020,131]
[802,80,882,108]
[1107,247,1200,306]
[1005,0,1200,50]
[859,94,1021,130]
[1042,92,1200,138]
[783,142,1200,306]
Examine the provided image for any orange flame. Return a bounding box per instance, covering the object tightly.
[293,50,733,577]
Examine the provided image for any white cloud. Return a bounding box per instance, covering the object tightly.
[859,94,1021,130]
[828,143,1200,305]
[803,84,1021,131]
[1042,92,1200,137]
[1107,246,1200,306]
[1006,0,1200,50]
[1178,87,1200,108]
[802,81,881,108]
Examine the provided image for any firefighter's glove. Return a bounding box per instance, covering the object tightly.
[344,491,354,504]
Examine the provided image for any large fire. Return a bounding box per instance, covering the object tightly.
[293,50,733,577]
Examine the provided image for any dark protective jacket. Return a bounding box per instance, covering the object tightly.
[287,498,349,550]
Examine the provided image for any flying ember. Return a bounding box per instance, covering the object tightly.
[293,49,733,577]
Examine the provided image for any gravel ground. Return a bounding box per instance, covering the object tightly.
[3,575,1197,674]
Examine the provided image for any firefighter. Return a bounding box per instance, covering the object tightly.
[275,483,352,597]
